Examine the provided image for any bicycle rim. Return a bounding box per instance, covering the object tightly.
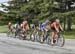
[57,35,65,47]
[47,36,51,45]
[7,32,13,37]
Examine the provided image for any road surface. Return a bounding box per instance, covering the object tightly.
[0,33,75,54]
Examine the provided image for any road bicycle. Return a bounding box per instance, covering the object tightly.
[30,29,40,42]
[18,29,31,40]
[6,28,15,38]
[45,31,65,47]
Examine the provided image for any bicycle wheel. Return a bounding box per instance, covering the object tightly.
[30,33,35,41]
[6,31,14,37]
[30,31,39,42]
[46,35,51,45]
[43,31,49,43]
[35,32,40,42]
[57,34,65,47]
[6,31,10,37]
[18,31,25,40]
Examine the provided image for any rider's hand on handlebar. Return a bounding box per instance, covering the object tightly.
[57,30,59,33]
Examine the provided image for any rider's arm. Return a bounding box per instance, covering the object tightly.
[55,26,59,32]
[54,23,59,32]
[26,24,30,30]
[59,24,64,31]
[22,24,25,30]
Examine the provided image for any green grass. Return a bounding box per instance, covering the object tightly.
[0,25,8,33]
[0,25,75,39]
[64,35,75,39]
[63,32,75,39]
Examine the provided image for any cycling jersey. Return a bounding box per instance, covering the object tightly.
[51,22,60,31]
[21,23,28,29]
[51,22,60,28]
[32,25,35,29]
[8,22,12,30]
[40,22,47,31]
[32,21,39,29]
[21,21,29,30]
[14,23,21,31]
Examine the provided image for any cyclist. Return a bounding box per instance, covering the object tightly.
[32,20,39,32]
[40,20,51,42]
[8,21,12,32]
[21,20,30,31]
[50,19,63,44]
[14,22,21,37]
[31,20,39,41]
[20,20,30,39]
[32,20,39,30]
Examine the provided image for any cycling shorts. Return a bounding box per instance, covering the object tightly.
[51,27,61,32]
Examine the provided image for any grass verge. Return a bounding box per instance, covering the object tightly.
[0,25,8,33]
[63,32,75,39]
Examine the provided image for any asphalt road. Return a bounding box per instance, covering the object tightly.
[0,33,75,54]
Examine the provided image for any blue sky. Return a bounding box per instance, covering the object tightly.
[0,0,9,3]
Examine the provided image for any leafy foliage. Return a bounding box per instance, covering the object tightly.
[0,0,75,30]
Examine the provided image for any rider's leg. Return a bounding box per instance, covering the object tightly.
[51,32,55,44]
[31,29,36,40]
[15,30,17,37]
[41,31,44,42]
[54,32,59,43]
[52,32,57,43]
[22,29,26,40]
[32,30,35,37]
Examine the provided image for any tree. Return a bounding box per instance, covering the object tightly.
[6,0,75,31]
[7,0,55,22]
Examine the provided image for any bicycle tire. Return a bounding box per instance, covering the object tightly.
[6,31,14,37]
[57,35,65,47]
[35,32,40,42]
[30,34,35,41]
[46,35,51,45]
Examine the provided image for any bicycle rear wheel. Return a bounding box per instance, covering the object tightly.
[35,32,40,42]
[26,30,32,40]
[6,31,14,37]
[30,32,40,42]
[46,36,52,45]
[30,34,35,41]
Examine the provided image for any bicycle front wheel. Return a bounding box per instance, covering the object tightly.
[57,35,65,47]
[6,31,14,37]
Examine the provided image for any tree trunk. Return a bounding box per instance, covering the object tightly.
[67,16,72,31]
[64,18,66,30]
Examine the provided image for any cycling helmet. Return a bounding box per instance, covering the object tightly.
[55,19,60,23]
[45,20,51,25]
[45,20,50,23]
[23,21,27,24]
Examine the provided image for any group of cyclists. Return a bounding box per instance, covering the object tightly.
[7,18,64,45]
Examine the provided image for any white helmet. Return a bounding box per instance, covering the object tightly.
[55,19,60,23]
[23,21,27,24]
[45,20,50,23]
